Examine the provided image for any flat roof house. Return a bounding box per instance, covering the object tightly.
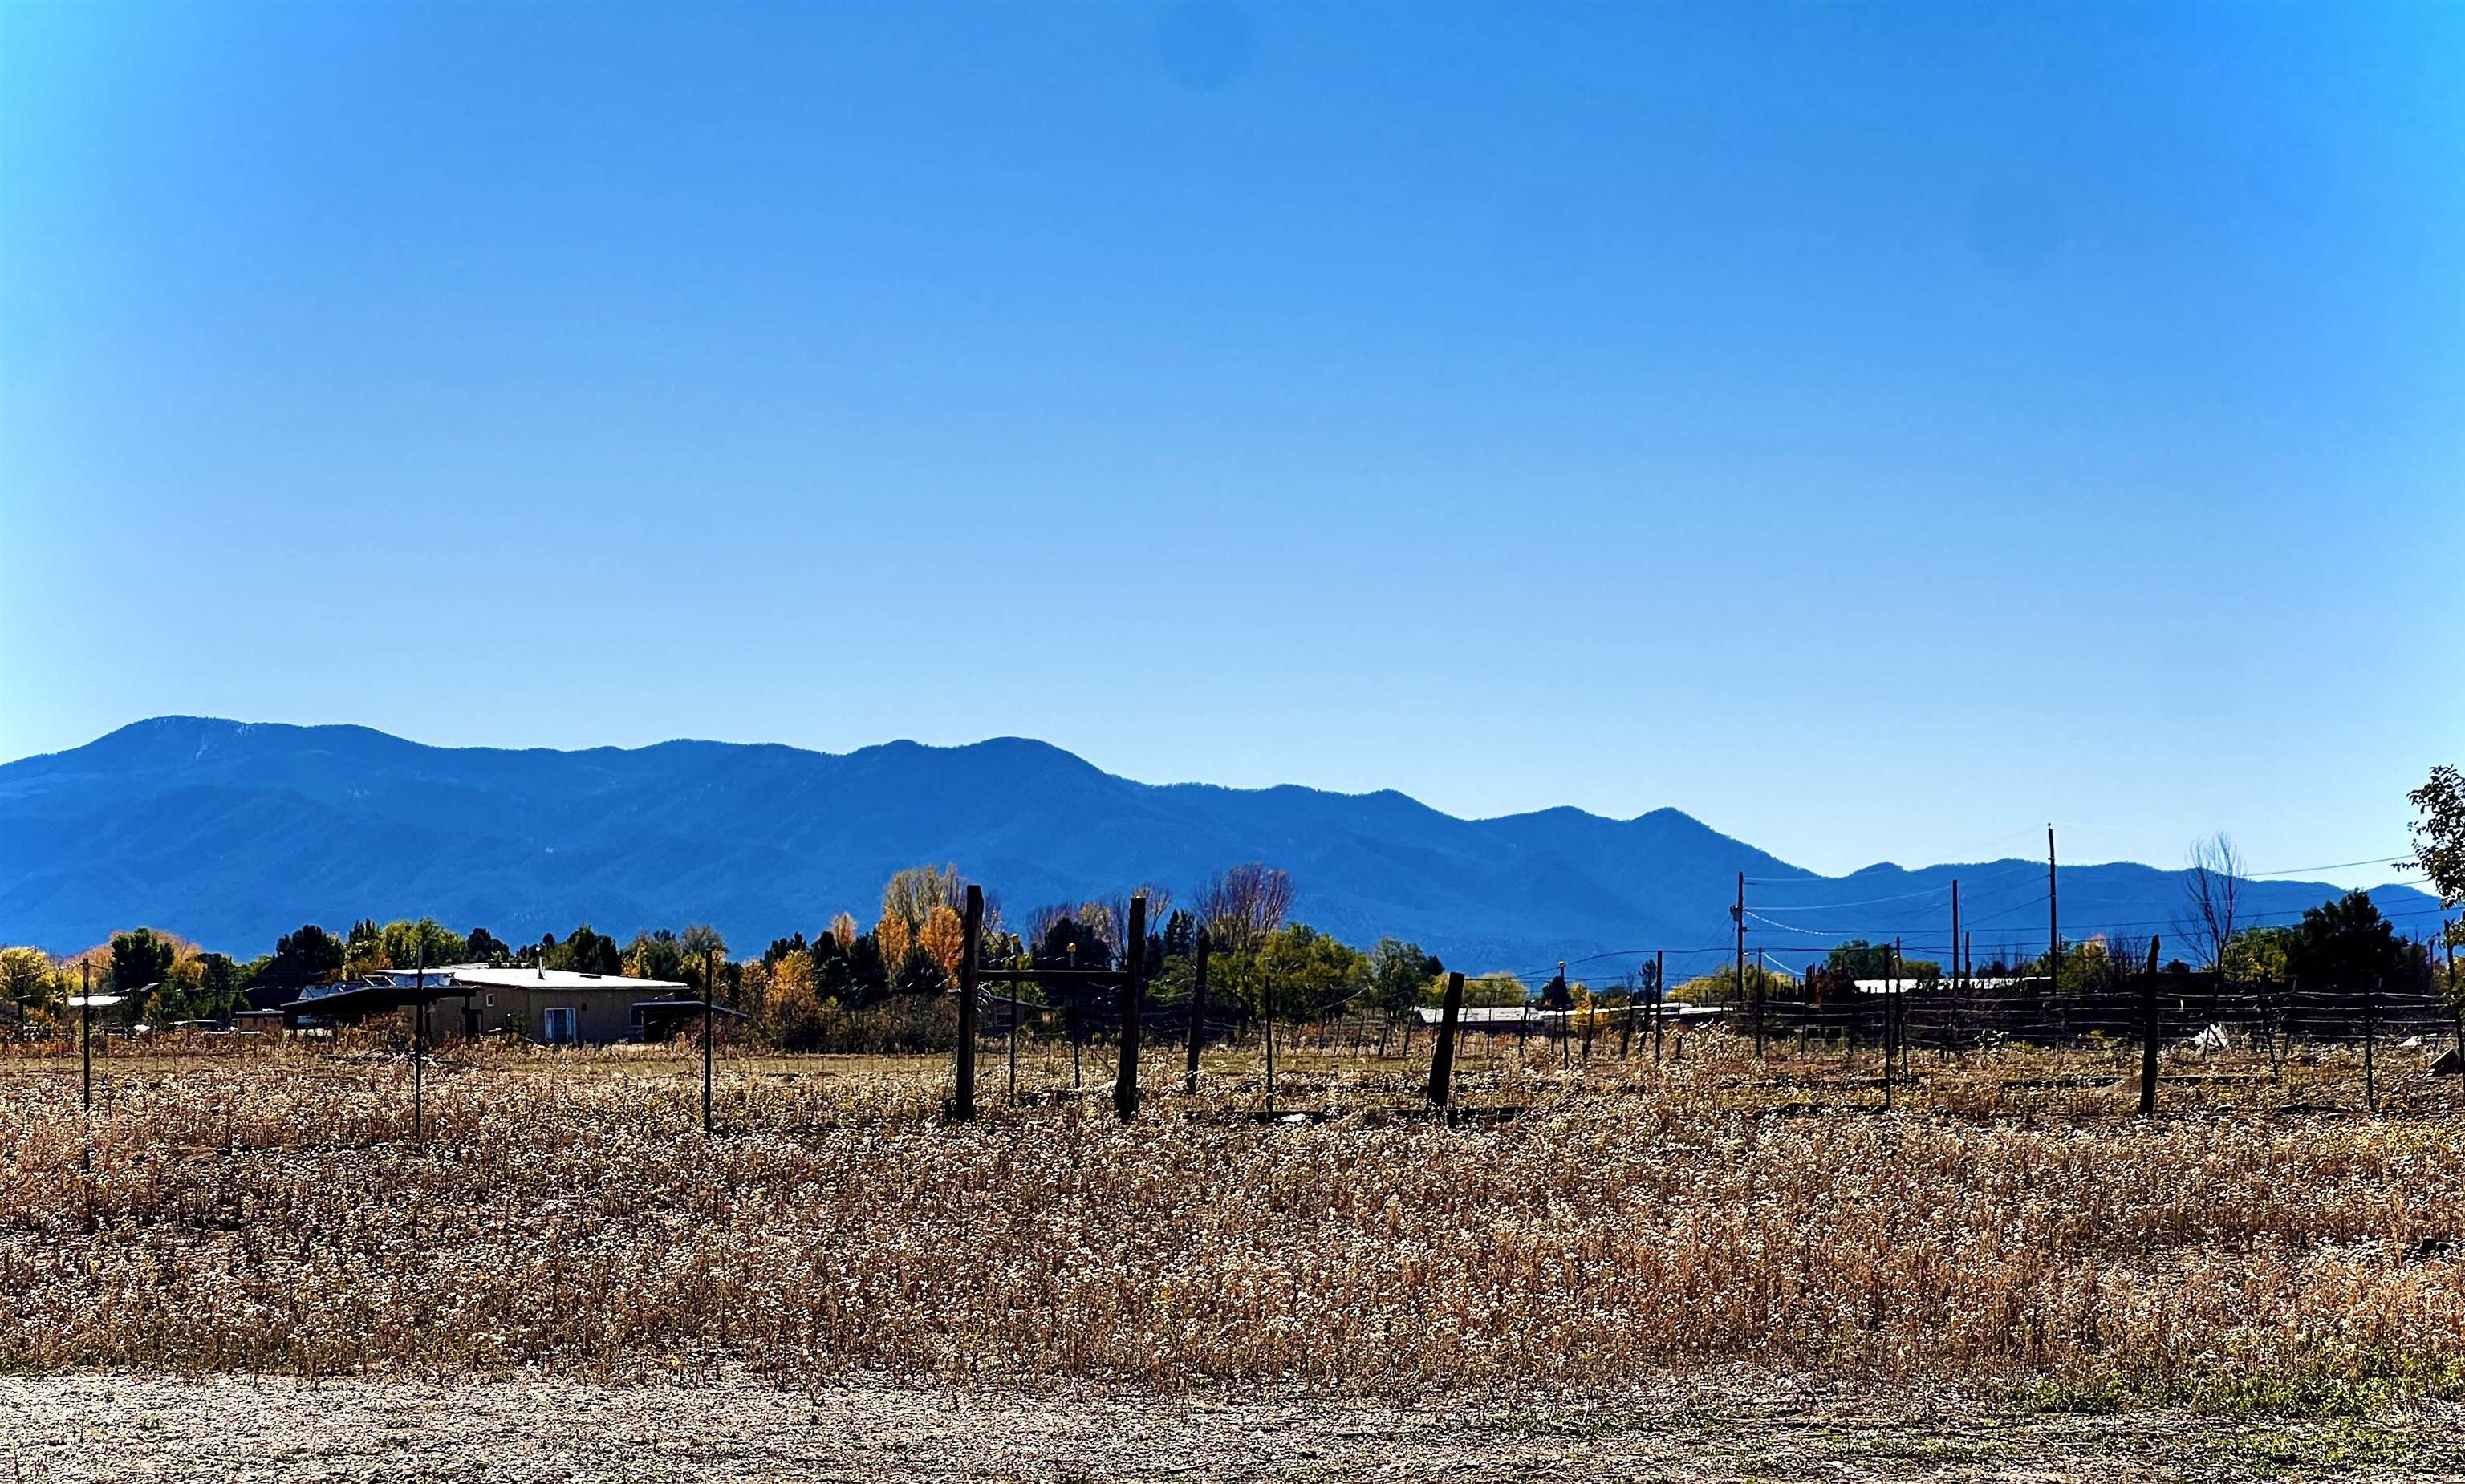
[282,965,696,1046]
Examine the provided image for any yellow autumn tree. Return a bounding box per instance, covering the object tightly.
[875,911,912,972]
[918,904,965,979]
[765,951,826,1049]
[829,912,858,948]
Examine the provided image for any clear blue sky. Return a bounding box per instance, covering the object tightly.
[3,2,2458,887]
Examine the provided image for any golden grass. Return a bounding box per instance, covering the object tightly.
[2,1032,2461,1412]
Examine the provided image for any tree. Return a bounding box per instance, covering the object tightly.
[108,928,178,996]
[828,912,858,948]
[2409,766,2465,924]
[2177,833,2247,975]
[1370,938,1441,1014]
[548,926,622,975]
[627,928,688,983]
[875,912,913,977]
[680,923,728,963]
[916,905,966,979]
[466,927,510,964]
[343,919,391,977]
[893,943,949,996]
[882,866,966,926]
[1462,973,1529,1008]
[379,918,468,971]
[2285,890,2409,997]
[0,947,55,1013]
[1195,862,1294,956]
[264,924,345,987]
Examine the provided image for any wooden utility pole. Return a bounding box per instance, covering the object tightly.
[702,947,717,1133]
[1618,975,1634,1060]
[2047,825,2060,992]
[953,886,982,1121]
[1184,928,1210,1095]
[1427,971,1466,1111]
[1114,895,1147,1121]
[1950,879,1962,993]
[1732,873,1746,1016]
[2138,935,2162,1117]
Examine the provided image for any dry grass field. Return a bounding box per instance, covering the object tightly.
[3,1030,2463,1478]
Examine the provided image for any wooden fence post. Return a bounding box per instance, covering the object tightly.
[2364,974,2378,1113]
[953,885,982,1121]
[1183,927,1209,1096]
[1114,895,1147,1122]
[2138,935,2161,1117]
[1427,971,1466,1112]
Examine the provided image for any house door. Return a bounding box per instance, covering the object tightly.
[541,1007,577,1044]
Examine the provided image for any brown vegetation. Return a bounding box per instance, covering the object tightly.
[2,1032,2462,1417]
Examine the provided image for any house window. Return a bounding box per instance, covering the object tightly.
[485,993,496,1008]
[541,1007,578,1044]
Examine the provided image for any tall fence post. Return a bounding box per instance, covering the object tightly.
[702,947,717,1133]
[412,941,427,1145]
[80,960,93,1112]
[1653,950,1666,1064]
[953,885,982,1121]
[1184,928,1210,1096]
[2138,935,2161,1117]
[1114,895,1147,1122]
[1427,971,1466,1113]
[2364,975,2378,1112]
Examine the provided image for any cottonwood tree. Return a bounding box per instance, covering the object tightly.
[1195,862,1294,956]
[2409,766,2464,926]
[2177,833,2246,979]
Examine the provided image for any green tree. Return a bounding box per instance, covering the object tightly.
[893,943,949,996]
[108,928,177,997]
[2409,765,2464,927]
[1369,938,1443,1014]
[2285,891,2409,996]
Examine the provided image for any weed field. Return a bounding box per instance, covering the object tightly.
[2,1032,2463,1419]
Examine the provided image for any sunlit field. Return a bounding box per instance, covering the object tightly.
[3,1028,2463,1418]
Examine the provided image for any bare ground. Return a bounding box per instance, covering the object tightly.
[5,1373,2463,1483]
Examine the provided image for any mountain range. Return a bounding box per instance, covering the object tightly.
[0,716,2443,975]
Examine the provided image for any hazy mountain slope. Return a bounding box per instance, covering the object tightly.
[0,717,2442,972]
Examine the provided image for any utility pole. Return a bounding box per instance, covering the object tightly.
[1951,879,1962,993]
[1732,872,1746,1016]
[2047,825,2060,994]
[2138,934,2161,1117]
[703,947,717,1133]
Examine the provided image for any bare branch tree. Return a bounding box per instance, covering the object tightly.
[2178,833,2246,981]
[1194,862,1293,956]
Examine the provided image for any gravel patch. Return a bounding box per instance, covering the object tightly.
[6,1372,2465,1482]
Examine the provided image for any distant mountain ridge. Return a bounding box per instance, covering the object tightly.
[0,717,2442,973]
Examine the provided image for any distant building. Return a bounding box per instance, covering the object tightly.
[280,964,701,1046]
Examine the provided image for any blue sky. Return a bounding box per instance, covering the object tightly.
[3,2,2458,887]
